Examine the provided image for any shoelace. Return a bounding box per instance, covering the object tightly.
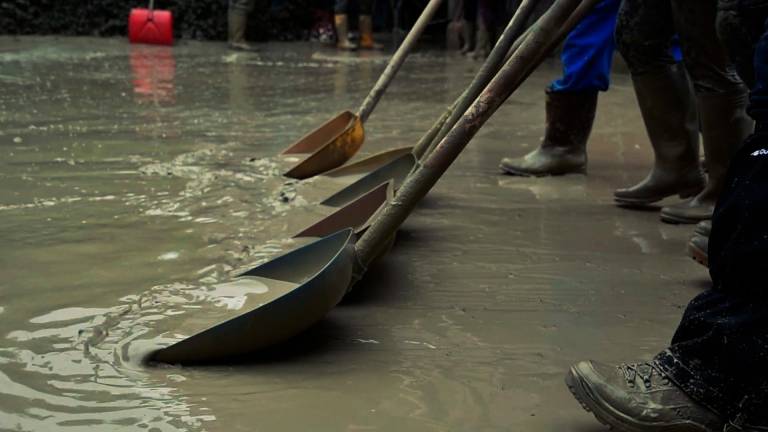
[619,361,670,389]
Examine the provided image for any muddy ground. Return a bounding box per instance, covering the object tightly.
[0,37,709,431]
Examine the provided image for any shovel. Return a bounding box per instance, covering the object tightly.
[149,0,598,364]
[280,0,444,180]
[307,0,540,179]
[128,0,174,46]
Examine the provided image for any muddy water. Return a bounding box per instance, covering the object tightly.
[1,37,708,431]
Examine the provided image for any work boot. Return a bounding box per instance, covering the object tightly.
[688,234,709,267]
[471,19,491,59]
[228,11,258,51]
[500,89,597,176]
[335,14,358,51]
[694,220,712,237]
[460,19,475,55]
[614,64,705,206]
[566,360,725,432]
[359,15,383,50]
[661,90,753,224]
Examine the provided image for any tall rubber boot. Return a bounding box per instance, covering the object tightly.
[460,19,475,55]
[335,14,358,51]
[614,64,705,206]
[228,11,258,51]
[500,89,597,176]
[661,89,753,224]
[471,18,491,59]
[359,15,383,50]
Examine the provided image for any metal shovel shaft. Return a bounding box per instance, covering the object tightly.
[412,0,538,160]
[356,0,444,124]
[354,0,594,270]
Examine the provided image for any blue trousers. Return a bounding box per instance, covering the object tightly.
[550,0,682,93]
[550,0,621,92]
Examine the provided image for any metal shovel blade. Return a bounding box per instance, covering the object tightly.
[150,229,356,364]
[322,146,414,181]
[320,152,416,207]
[282,111,365,180]
[294,181,393,238]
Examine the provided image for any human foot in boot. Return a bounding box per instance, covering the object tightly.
[335,14,358,51]
[228,11,259,52]
[688,234,709,267]
[358,16,383,50]
[500,90,596,177]
[661,90,753,224]
[614,65,705,206]
[566,360,725,432]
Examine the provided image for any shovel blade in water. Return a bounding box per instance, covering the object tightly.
[294,181,393,238]
[150,229,356,364]
[322,146,414,181]
[321,152,416,207]
[282,111,365,180]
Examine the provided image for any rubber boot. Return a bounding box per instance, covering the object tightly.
[359,15,383,50]
[661,89,753,224]
[335,14,358,51]
[688,234,709,267]
[460,19,475,55]
[614,64,705,206]
[228,11,258,51]
[471,19,491,59]
[500,89,597,176]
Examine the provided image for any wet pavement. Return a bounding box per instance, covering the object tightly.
[0,36,709,431]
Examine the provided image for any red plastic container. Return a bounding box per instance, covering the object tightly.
[129,6,173,46]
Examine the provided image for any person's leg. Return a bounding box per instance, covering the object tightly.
[335,0,358,50]
[612,0,706,207]
[499,0,620,177]
[358,0,382,50]
[659,0,753,224]
[228,0,258,51]
[567,9,768,430]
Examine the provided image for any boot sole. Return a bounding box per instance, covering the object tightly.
[614,188,702,208]
[499,164,586,178]
[565,366,717,432]
[660,212,710,225]
[688,240,709,268]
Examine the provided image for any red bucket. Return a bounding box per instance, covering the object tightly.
[129,1,173,46]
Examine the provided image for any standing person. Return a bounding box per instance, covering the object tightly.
[228,0,260,51]
[612,0,753,225]
[500,0,624,176]
[334,0,383,51]
[566,4,768,430]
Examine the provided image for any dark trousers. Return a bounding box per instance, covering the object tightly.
[616,0,744,94]
[335,0,374,14]
[654,5,768,427]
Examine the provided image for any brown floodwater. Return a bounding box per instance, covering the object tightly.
[0,36,709,431]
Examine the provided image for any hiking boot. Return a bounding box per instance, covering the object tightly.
[661,89,753,224]
[500,89,596,176]
[614,64,705,207]
[335,14,358,51]
[228,11,259,51]
[566,360,725,432]
[688,234,709,267]
[359,15,383,50]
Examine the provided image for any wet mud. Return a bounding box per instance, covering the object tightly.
[0,37,708,431]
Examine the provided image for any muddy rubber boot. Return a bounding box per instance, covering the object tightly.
[471,19,491,59]
[688,234,709,267]
[614,65,705,206]
[500,89,597,176]
[566,360,725,432]
[228,11,258,52]
[694,220,712,237]
[335,14,358,51]
[460,19,475,55]
[661,90,753,224]
[359,15,383,50]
